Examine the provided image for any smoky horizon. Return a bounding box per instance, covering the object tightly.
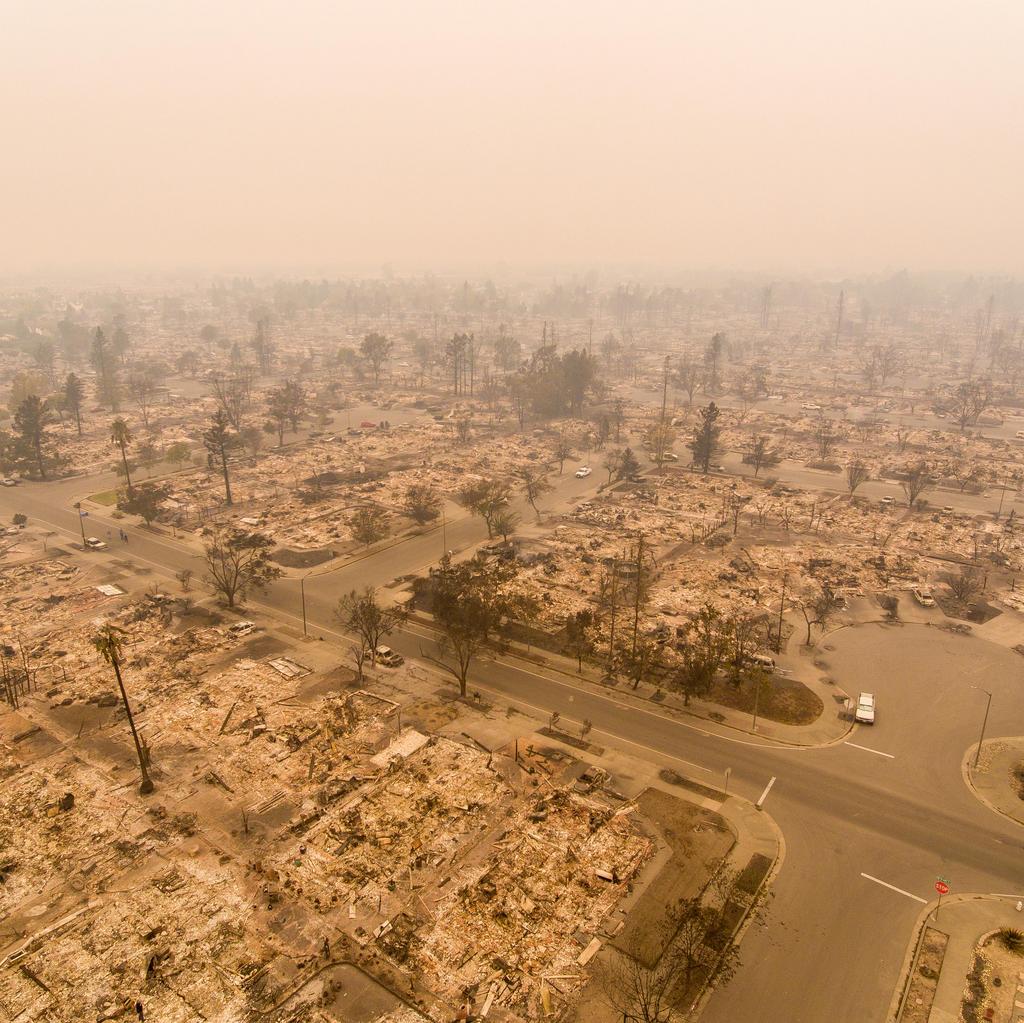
[2,1,1023,280]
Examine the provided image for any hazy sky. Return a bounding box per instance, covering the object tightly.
[2,1,1022,277]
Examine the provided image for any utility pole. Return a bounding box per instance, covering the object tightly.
[751,675,762,732]
[660,356,670,424]
[300,574,308,638]
[606,560,620,674]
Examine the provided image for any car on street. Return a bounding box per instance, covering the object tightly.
[942,505,955,514]
[575,466,592,478]
[227,620,256,637]
[375,645,404,667]
[880,496,896,506]
[84,536,107,550]
[746,652,776,671]
[912,587,936,607]
[854,692,876,724]
[801,402,821,411]
[1,478,18,487]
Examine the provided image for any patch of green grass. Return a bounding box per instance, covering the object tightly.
[88,490,118,507]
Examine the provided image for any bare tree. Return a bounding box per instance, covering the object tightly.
[553,435,574,474]
[92,625,154,794]
[943,566,984,603]
[744,435,779,478]
[518,467,553,522]
[845,459,871,496]
[900,461,933,508]
[946,380,992,432]
[336,587,409,666]
[202,528,281,608]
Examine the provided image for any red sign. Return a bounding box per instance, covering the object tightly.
[935,881,950,895]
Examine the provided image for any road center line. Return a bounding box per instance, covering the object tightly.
[845,741,895,759]
[756,776,776,808]
[860,873,927,904]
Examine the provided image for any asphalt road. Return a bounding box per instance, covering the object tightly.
[7,468,1024,1022]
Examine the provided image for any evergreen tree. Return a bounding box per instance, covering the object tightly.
[689,402,723,474]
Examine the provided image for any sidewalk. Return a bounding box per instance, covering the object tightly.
[893,895,1024,1023]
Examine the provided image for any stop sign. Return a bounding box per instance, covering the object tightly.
[935,881,950,895]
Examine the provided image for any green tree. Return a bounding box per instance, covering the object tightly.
[92,625,154,794]
[164,441,191,470]
[64,373,84,436]
[689,401,723,474]
[13,395,56,480]
[674,602,728,705]
[617,446,641,481]
[110,417,134,494]
[201,528,281,607]
[203,409,240,505]
[91,327,119,409]
[404,483,443,525]
[424,554,537,697]
[456,477,512,538]
[564,610,594,671]
[360,332,393,385]
[117,481,171,526]
[349,506,389,545]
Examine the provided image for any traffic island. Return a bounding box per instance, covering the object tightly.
[892,896,1024,1023]
[962,736,1024,827]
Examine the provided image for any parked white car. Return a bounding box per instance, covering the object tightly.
[84,536,107,550]
[855,692,876,724]
[575,466,592,478]
[227,620,256,637]
[912,587,935,607]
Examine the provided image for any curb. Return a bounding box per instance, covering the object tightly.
[408,611,854,750]
[887,893,1020,1022]
[960,739,1024,831]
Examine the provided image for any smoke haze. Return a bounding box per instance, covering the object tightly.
[2,1,1022,276]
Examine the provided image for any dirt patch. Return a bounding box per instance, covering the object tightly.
[271,546,337,568]
[399,697,459,732]
[706,673,823,725]
[961,930,1024,1023]
[612,788,734,968]
[1014,762,1024,800]
[900,925,948,1023]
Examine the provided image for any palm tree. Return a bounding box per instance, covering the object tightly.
[110,417,134,494]
[92,625,153,794]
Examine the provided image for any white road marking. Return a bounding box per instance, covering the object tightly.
[845,741,895,759]
[860,873,927,904]
[756,776,776,808]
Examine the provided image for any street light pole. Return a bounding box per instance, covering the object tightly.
[973,688,993,769]
[74,502,87,545]
[775,573,788,654]
[300,574,308,638]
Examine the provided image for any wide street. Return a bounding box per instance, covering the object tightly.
[7,452,1024,1022]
